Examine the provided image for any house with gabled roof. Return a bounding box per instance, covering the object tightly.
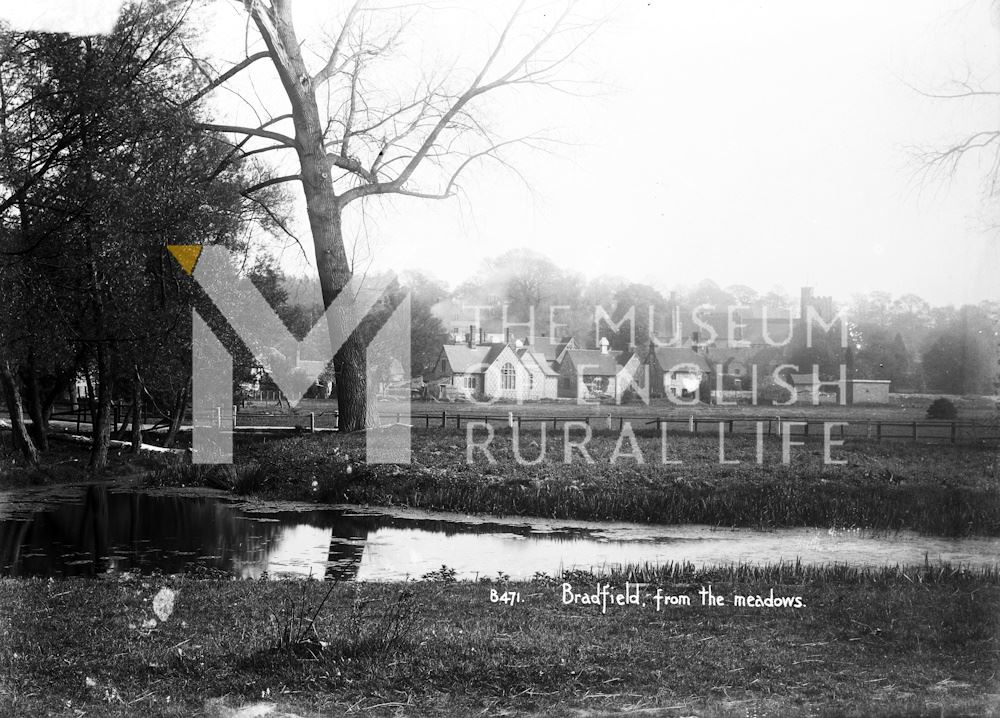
[429,337,559,401]
[646,345,711,398]
[558,339,643,402]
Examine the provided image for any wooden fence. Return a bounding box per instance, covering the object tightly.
[231,409,999,444]
[45,403,1000,444]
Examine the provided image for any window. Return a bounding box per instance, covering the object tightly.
[528,372,534,390]
[465,375,477,389]
[501,362,516,390]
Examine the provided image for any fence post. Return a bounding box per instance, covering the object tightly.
[441,410,446,428]
[950,422,956,443]
[232,405,238,430]
[912,421,917,440]
[310,412,316,433]
[456,415,462,430]
[216,406,222,430]
[876,422,882,442]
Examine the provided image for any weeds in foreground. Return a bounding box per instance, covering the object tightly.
[420,565,457,582]
[335,585,415,666]
[262,577,415,667]
[266,575,339,658]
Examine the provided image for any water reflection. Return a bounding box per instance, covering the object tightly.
[1,485,998,580]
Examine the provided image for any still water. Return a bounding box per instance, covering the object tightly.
[1,484,997,580]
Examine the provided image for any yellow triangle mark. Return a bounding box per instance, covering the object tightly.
[167,245,203,275]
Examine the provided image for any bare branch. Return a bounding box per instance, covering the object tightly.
[312,1,364,87]
[182,50,271,108]
[196,122,297,149]
[243,174,302,194]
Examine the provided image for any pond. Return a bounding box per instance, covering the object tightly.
[1,484,998,580]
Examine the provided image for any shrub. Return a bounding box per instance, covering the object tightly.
[927,397,958,420]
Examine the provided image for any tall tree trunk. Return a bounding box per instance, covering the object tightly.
[164,381,188,449]
[251,4,366,431]
[335,333,369,432]
[89,344,113,470]
[1,360,39,465]
[20,357,48,452]
[130,370,142,453]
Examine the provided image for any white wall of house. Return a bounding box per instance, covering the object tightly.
[484,354,532,400]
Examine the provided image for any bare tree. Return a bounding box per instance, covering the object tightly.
[191,0,594,431]
[916,3,1000,216]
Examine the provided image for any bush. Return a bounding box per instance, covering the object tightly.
[926,397,957,420]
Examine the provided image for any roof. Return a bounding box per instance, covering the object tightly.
[441,345,491,373]
[562,349,624,376]
[650,346,709,373]
[517,348,559,376]
[532,336,574,362]
[441,343,513,373]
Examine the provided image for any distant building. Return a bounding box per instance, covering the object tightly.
[558,338,642,402]
[428,336,561,401]
[645,345,710,398]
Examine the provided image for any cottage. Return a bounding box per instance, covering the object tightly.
[645,345,710,398]
[558,339,641,401]
[429,339,558,401]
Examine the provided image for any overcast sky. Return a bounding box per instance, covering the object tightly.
[240,0,994,308]
[9,0,1000,307]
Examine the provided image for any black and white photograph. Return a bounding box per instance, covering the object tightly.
[0,1,998,716]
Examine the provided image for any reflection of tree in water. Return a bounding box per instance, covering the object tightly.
[325,516,369,581]
[0,488,289,577]
[1,492,578,580]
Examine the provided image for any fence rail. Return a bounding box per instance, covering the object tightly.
[228,410,998,444]
[43,403,1000,444]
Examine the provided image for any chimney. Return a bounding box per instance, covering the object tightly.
[479,327,484,345]
[505,327,511,345]
[468,324,474,349]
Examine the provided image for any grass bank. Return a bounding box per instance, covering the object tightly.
[0,562,996,717]
[142,429,1000,536]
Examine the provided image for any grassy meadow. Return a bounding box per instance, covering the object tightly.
[1,562,997,717]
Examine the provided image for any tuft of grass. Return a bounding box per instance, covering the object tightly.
[420,565,458,583]
[265,575,338,659]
